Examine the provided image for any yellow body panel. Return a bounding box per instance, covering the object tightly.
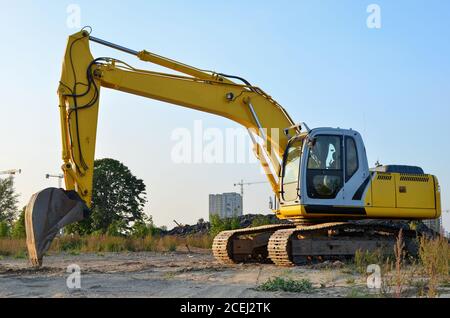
[277,172,440,221]
[370,173,396,208]
[434,176,442,218]
[365,207,437,219]
[395,174,435,209]
[278,205,438,220]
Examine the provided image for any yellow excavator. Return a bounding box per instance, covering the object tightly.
[25,29,441,267]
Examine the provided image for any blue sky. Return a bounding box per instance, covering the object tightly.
[0,0,449,230]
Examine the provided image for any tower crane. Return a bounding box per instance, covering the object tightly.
[233,180,267,213]
[234,180,267,197]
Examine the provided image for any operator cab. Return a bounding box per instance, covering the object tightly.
[280,127,370,209]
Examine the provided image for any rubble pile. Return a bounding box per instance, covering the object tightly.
[164,214,289,236]
[166,220,210,236]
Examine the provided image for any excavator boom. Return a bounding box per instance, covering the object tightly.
[25,30,298,265]
[59,31,297,205]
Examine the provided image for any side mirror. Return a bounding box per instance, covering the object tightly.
[307,137,317,149]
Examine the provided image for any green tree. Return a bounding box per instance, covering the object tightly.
[209,215,242,237]
[67,158,147,235]
[11,207,26,239]
[0,221,10,237]
[251,215,273,228]
[131,215,164,237]
[0,177,19,225]
[106,219,128,237]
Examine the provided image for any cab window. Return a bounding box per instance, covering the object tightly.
[345,137,358,182]
[281,139,302,202]
[306,135,343,199]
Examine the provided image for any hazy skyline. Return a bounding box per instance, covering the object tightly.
[0,0,449,230]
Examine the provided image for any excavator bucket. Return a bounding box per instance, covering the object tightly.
[25,188,89,267]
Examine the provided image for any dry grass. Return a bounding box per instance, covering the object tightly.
[186,234,214,249]
[394,229,405,297]
[418,235,449,297]
[0,234,214,257]
[376,234,449,298]
[379,230,409,297]
[0,238,27,257]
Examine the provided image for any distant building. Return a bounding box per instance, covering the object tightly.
[423,216,442,233]
[209,193,243,220]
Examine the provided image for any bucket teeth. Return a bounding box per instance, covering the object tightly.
[29,257,43,268]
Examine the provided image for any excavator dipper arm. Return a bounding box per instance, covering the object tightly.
[25,30,298,266]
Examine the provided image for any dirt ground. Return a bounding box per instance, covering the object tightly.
[0,249,448,298]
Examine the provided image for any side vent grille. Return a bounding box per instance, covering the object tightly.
[400,174,430,183]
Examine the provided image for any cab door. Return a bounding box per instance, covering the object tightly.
[302,134,345,206]
[301,131,369,214]
[341,133,370,207]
